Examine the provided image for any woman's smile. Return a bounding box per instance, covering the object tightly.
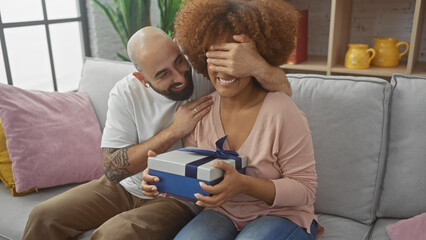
[217,77,237,86]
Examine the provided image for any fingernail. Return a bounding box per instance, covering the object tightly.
[154,192,159,196]
[151,186,156,191]
[199,182,204,187]
[194,193,200,199]
[154,177,159,182]
[196,201,202,206]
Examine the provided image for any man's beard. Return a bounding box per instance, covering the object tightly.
[151,71,194,101]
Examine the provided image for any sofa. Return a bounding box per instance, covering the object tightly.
[1,57,425,240]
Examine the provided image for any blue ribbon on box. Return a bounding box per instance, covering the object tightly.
[178,136,242,179]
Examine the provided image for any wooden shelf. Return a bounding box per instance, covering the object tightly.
[281,55,328,72]
[283,0,425,79]
[331,63,408,77]
[407,0,426,77]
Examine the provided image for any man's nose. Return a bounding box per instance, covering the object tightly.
[172,68,186,84]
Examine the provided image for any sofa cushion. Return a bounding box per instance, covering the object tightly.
[0,84,103,193]
[288,74,391,225]
[370,218,396,240]
[377,74,426,218]
[78,57,135,131]
[317,214,371,240]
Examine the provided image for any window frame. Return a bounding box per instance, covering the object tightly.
[0,0,91,91]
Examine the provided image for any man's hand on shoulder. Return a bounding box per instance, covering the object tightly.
[167,96,213,139]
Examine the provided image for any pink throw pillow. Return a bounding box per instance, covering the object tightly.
[0,83,103,193]
[386,213,426,240]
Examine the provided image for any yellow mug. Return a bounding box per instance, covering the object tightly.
[372,38,409,67]
[345,44,376,69]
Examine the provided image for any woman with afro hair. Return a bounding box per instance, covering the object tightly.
[176,0,323,239]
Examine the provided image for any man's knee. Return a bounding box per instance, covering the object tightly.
[23,201,62,239]
[27,201,56,227]
[26,195,79,231]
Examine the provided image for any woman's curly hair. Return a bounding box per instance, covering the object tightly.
[174,0,298,77]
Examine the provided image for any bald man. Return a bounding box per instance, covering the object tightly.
[22,27,291,240]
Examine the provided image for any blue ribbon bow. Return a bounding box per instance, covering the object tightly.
[178,136,242,179]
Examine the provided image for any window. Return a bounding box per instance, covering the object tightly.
[0,0,91,92]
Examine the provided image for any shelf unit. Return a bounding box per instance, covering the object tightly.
[281,0,426,78]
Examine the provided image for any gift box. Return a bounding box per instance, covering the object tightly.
[147,136,247,200]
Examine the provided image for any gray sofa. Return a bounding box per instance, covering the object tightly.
[1,57,425,240]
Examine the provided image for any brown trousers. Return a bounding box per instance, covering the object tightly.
[22,176,195,240]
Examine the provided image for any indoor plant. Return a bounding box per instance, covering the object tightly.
[91,0,151,61]
[157,0,182,36]
[91,0,182,61]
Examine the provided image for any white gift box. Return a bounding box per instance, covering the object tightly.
[148,146,247,200]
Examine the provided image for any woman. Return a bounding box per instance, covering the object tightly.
[146,0,323,239]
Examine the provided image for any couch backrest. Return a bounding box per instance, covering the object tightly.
[288,74,391,225]
[377,74,426,218]
[78,57,135,131]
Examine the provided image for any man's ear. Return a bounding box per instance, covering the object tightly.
[133,72,146,84]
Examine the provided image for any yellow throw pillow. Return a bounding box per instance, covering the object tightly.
[0,119,35,196]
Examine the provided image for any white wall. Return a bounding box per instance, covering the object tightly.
[88,0,426,62]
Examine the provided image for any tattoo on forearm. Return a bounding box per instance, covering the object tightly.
[102,147,131,183]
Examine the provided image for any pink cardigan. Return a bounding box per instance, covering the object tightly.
[183,91,324,238]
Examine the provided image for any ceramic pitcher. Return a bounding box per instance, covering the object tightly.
[345,44,376,69]
[372,38,409,67]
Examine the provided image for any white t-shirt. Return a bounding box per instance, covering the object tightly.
[101,70,213,199]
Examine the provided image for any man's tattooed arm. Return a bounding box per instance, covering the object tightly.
[102,147,133,184]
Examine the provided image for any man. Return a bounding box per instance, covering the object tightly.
[23,26,291,239]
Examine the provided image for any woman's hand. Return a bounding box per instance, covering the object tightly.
[194,161,247,208]
[140,150,160,197]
